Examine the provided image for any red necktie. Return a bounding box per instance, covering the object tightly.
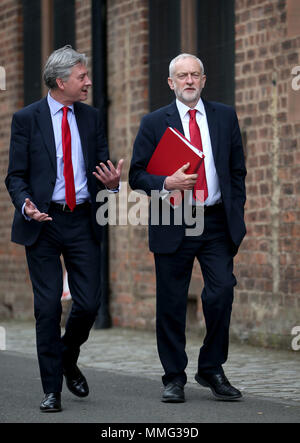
[62,106,76,211]
[189,109,208,202]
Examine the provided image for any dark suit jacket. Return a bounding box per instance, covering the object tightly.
[5,97,108,246]
[129,99,247,254]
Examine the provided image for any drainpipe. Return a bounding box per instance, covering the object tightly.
[92,0,111,329]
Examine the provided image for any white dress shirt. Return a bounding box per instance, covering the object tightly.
[47,92,90,204]
[175,98,221,206]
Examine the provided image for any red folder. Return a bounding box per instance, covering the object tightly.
[146,127,204,176]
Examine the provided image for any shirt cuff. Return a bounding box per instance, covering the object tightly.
[161,179,171,199]
[106,183,120,193]
[22,201,35,221]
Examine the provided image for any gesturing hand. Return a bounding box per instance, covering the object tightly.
[24,198,52,222]
[93,159,124,190]
[164,163,198,191]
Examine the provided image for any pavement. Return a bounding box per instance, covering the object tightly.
[1,320,300,424]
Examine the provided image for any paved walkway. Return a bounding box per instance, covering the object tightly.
[2,352,300,423]
[1,320,300,404]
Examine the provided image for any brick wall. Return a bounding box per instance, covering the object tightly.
[233,0,300,347]
[106,0,156,329]
[0,0,30,319]
[75,0,92,105]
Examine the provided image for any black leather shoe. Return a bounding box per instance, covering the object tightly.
[40,393,62,412]
[195,372,242,401]
[63,365,89,398]
[162,382,185,403]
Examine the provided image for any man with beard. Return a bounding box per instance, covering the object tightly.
[129,54,246,403]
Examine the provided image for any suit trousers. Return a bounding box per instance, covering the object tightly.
[25,204,101,393]
[154,205,237,386]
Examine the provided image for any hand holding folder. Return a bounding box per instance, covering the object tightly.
[146,127,204,190]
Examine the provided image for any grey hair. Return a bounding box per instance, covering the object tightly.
[169,53,205,78]
[43,45,88,89]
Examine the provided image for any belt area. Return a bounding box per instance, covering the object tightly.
[50,201,90,213]
[192,202,223,217]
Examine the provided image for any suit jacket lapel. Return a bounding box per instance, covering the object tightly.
[74,102,89,170]
[35,98,57,173]
[203,99,219,165]
[165,101,184,134]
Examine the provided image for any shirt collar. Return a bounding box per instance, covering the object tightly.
[47,91,74,116]
[176,97,205,120]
